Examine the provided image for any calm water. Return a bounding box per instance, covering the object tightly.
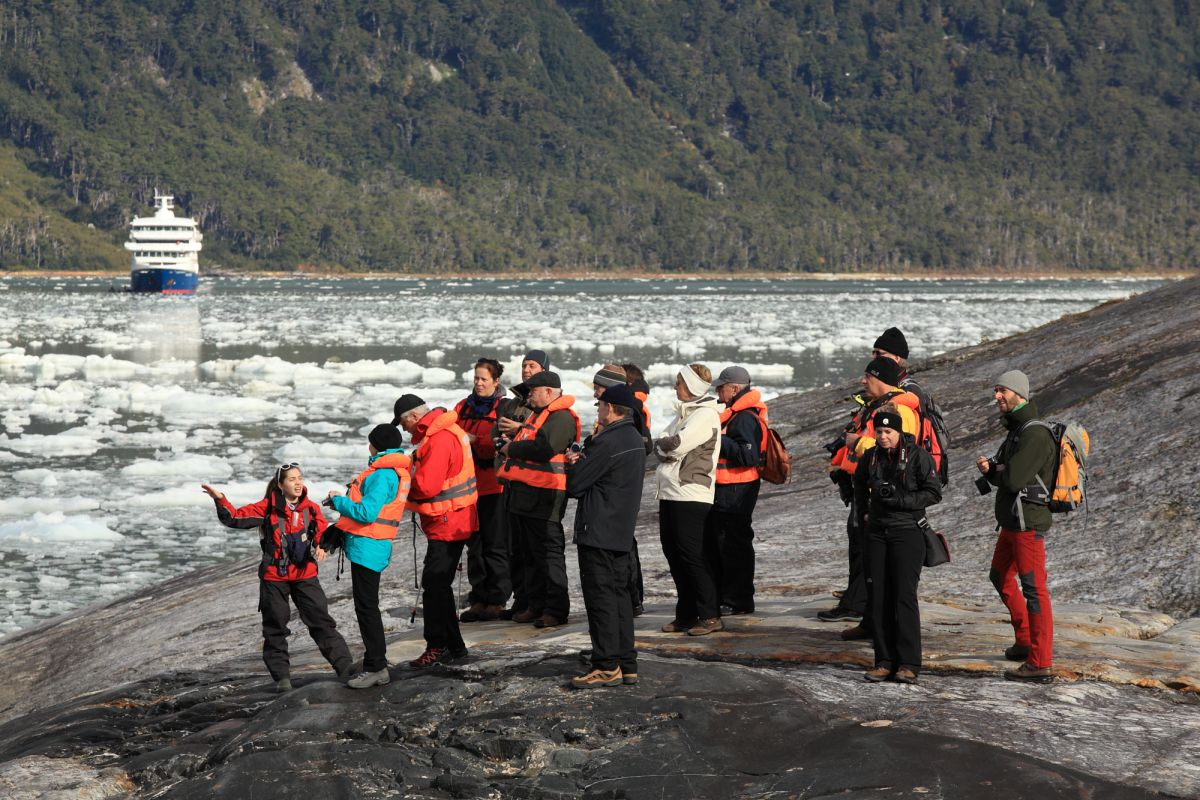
[0,274,1165,635]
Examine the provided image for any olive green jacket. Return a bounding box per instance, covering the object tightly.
[987,400,1058,532]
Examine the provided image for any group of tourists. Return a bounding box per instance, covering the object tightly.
[201,331,1062,692]
[819,329,1057,684]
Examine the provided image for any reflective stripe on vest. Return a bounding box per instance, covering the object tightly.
[496,394,580,491]
[339,451,412,540]
[716,391,769,485]
[406,410,480,516]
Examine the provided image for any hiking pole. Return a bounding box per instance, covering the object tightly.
[410,514,423,625]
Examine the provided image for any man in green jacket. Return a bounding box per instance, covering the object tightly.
[975,370,1058,682]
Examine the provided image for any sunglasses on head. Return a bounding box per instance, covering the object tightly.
[275,462,301,481]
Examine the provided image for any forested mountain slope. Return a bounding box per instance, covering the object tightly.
[1,1,1197,272]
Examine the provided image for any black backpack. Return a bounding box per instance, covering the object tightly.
[901,377,951,487]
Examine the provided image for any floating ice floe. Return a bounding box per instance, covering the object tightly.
[0,512,123,546]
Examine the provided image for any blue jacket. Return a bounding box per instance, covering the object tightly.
[332,448,404,572]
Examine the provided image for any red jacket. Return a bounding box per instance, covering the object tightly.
[454,393,504,496]
[214,489,329,582]
[409,408,478,541]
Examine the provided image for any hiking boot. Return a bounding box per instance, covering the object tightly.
[622,672,640,685]
[817,607,861,622]
[275,677,293,692]
[661,619,696,633]
[894,668,919,685]
[347,668,391,689]
[687,618,724,636]
[410,647,454,669]
[448,646,469,663]
[720,603,755,616]
[533,613,566,629]
[1004,644,1031,662]
[571,667,623,689]
[632,604,644,617]
[335,661,358,679]
[840,624,871,641]
[459,602,487,622]
[511,609,539,623]
[863,666,892,683]
[832,590,845,599]
[1005,663,1054,683]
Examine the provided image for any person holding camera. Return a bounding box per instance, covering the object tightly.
[975,370,1058,682]
[202,464,354,692]
[496,371,580,628]
[324,423,412,688]
[566,384,648,688]
[394,394,480,668]
[853,410,941,684]
[493,349,550,618]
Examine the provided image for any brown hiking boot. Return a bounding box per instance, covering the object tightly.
[863,666,892,682]
[458,602,487,622]
[661,619,696,633]
[571,667,623,689]
[687,618,724,636]
[894,667,919,685]
[622,672,639,685]
[511,609,539,623]
[533,613,566,629]
[840,624,870,641]
[1005,662,1054,683]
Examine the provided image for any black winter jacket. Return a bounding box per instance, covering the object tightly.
[566,417,647,552]
[853,436,942,531]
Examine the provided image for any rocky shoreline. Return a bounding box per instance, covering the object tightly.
[1,276,1197,798]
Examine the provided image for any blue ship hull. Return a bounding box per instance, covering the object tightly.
[130,269,198,294]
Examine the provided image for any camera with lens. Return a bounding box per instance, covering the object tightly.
[877,481,896,500]
[569,442,582,454]
[823,432,847,457]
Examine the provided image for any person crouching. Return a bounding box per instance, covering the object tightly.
[325,424,412,689]
[566,384,648,688]
[202,464,353,691]
[853,410,942,684]
[394,394,480,668]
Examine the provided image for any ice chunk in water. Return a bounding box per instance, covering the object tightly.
[0,512,122,546]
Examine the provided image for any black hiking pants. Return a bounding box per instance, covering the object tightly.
[423,538,467,652]
[578,544,637,674]
[258,578,352,681]
[351,562,387,673]
[659,499,720,622]
[466,492,512,607]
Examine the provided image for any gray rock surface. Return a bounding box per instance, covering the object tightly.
[1,276,1198,798]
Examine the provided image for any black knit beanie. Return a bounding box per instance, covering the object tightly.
[873,327,909,360]
[368,423,403,452]
[864,356,903,388]
[873,410,904,434]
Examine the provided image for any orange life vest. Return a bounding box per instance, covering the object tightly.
[406,409,479,516]
[496,394,580,491]
[339,451,412,540]
[833,389,920,475]
[634,390,652,431]
[716,389,769,485]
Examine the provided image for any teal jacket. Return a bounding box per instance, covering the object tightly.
[987,401,1058,532]
[331,448,405,572]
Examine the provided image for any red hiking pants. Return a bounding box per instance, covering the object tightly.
[989,527,1053,668]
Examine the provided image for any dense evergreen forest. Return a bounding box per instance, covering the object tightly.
[0,1,1196,272]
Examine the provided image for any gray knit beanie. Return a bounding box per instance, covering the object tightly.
[995,369,1030,399]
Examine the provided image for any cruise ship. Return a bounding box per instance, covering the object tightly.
[124,194,203,294]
